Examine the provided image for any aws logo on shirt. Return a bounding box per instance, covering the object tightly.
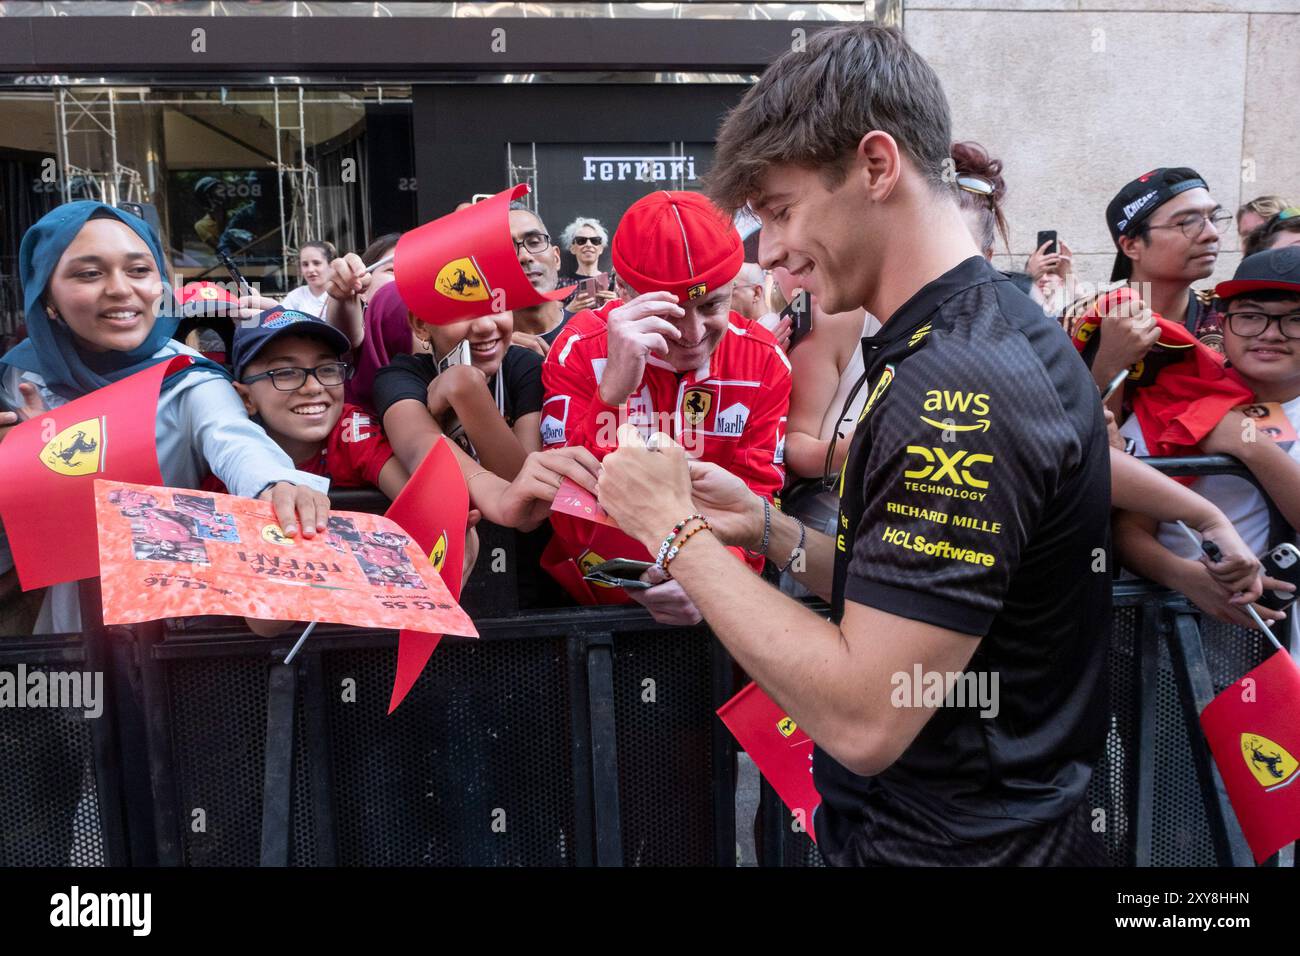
[919,390,991,433]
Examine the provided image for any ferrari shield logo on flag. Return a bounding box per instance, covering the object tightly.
[429,531,449,573]
[1200,649,1300,862]
[682,387,713,426]
[1240,733,1299,791]
[40,418,104,477]
[718,682,821,841]
[394,184,574,326]
[0,355,189,591]
[383,438,471,713]
[578,548,609,583]
[435,256,491,303]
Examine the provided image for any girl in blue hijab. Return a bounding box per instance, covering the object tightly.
[0,201,330,632]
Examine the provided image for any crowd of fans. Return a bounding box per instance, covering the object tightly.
[1,157,1299,646]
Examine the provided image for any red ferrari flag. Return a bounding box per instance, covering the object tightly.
[393,184,575,326]
[383,437,470,713]
[1066,286,1252,459]
[718,682,821,842]
[1199,650,1300,863]
[0,356,189,590]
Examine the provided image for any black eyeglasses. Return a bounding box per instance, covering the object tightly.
[513,233,552,255]
[1225,310,1300,340]
[1146,210,1233,240]
[572,236,604,246]
[242,362,353,390]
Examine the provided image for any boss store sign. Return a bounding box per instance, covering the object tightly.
[582,155,698,183]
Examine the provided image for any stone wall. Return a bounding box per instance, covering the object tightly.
[906,0,1300,288]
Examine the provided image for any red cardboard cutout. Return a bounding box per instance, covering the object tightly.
[394,184,575,326]
[94,480,477,638]
[718,682,821,841]
[383,438,470,713]
[1199,650,1300,863]
[0,356,189,591]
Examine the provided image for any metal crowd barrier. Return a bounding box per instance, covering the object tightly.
[0,458,1292,867]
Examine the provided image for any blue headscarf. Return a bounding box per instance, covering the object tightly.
[0,201,229,399]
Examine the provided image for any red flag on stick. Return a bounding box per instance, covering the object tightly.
[1199,649,1300,863]
[0,356,190,590]
[393,184,575,326]
[717,682,821,842]
[383,438,470,713]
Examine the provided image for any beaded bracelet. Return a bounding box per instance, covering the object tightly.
[655,513,705,569]
[662,517,713,576]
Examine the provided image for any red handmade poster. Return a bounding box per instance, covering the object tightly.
[94,479,477,638]
[394,184,575,326]
[384,438,469,713]
[717,682,821,842]
[1199,649,1300,863]
[0,356,189,590]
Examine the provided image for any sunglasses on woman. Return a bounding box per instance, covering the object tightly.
[572,236,604,246]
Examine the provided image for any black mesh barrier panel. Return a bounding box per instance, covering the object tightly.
[1084,604,1139,867]
[321,637,577,866]
[167,654,273,866]
[0,660,106,867]
[610,628,717,866]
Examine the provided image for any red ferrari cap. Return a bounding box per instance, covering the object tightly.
[611,191,743,302]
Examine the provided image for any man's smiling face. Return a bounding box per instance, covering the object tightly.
[751,161,872,316]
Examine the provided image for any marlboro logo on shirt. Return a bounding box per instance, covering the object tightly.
[0,356,190,591]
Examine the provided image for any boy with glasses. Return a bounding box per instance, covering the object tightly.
[206,307,409,500]
[1116,247,1300,645]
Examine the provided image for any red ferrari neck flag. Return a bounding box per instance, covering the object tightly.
[1199,650,1300,863]
[718,682,821,842]
[393,184,575,326]
[1066,286,1253,458]
[0,356,189,590]
[383,438,470,713]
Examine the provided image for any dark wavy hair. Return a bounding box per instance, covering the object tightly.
[950,141,1010,257]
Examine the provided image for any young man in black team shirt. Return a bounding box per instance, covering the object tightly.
[594,24,1113,865]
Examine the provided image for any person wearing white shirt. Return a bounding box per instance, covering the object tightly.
[280,240,335,317]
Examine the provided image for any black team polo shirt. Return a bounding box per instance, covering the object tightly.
[817,255,1111,866]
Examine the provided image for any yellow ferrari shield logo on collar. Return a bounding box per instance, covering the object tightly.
[40,418,104,477]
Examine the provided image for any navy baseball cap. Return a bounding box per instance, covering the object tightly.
[1214,246,1300,301]
[1107,167,1209,282]
[232,307,352,380]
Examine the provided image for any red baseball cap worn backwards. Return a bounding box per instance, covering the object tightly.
[611,191,744,302]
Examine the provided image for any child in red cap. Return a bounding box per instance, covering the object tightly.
[541,190,791,623]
